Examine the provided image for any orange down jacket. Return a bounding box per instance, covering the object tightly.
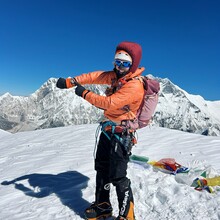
[74,67,145,124]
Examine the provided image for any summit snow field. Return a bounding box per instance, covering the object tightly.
[0,125,220,220]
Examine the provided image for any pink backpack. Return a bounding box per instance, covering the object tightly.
[127,76,160,129]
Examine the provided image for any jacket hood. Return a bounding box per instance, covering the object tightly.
[116,41,142,73]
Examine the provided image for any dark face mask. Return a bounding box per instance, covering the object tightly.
[114,67,130,79]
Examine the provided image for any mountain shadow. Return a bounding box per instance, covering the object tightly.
[1,171,90,218]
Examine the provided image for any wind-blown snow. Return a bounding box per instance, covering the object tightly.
[0,125,220,219]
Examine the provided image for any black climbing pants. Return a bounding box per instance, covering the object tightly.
[94,132,134,218]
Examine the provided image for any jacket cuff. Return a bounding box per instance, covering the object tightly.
[82,90,90,99]
[66,78,74,88]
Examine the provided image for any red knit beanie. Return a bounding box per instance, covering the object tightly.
[115,41,142,73]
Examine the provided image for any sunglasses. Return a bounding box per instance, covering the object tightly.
[114,60,132,68]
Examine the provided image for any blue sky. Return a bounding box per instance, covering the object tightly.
[0,0,219,100]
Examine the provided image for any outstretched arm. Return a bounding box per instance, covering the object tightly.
[56,70,115,89]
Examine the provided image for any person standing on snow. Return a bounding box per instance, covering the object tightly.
[56,41,144,220]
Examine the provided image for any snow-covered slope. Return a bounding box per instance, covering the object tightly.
[155,77,220,136]
[0,125,220,219]
[0,76,220,136]
[0,78,105,133]
[0,129,11,138]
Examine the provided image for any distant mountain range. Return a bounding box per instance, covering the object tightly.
[0,76,220,136]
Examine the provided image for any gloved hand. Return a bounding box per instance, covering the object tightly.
[75,84,86,97]
[56,77,75,89]
[56,78,66,89]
